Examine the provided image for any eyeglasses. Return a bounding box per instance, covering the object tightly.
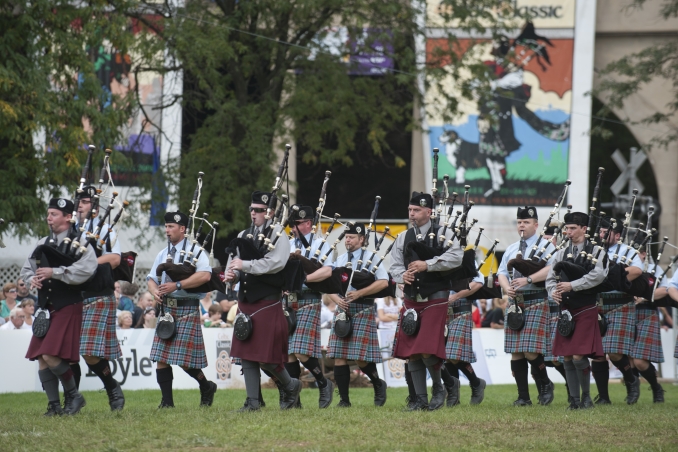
[249,207,267,213]
[18,284,25,287]
[15,315,25,319]
[8,289,17,293]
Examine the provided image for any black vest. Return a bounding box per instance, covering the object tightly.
[38,278,83,311]
[403,225,451,298]
[236,225,286,303]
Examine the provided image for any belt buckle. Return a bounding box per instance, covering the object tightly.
[166,298,177,308]
[288,293,297,304]
[514,294,524,303]
[416,294,427,302]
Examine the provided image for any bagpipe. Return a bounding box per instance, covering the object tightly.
[507,179,571,284]
[155,172,223,293]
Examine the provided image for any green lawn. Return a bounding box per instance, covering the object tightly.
[1,384,677,451]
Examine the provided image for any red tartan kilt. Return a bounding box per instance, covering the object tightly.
[231,298,288,364]
[26,302,83,362]
[552,305,603,358]
[393,296,447,361]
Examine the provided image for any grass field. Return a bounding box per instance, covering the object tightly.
[1,384,677,451]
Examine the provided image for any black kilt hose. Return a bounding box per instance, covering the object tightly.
[26,302,83,363]
[552,293,604,358]
[231,297,289,364]
[393,292,448,361]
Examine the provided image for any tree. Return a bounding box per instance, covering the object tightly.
[592,0,678,150]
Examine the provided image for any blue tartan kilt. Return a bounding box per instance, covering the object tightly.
[599,301,635,355]
[504,296,549,354]
[445,301,476,363]
[150,305,208,369]
[80,294,122,360]
[544,301,562,363]
[288,298,322,358]
[630,307,664,363]
[328,303,381,363]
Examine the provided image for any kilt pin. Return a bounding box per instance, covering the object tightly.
[288,295,322,358]
[445,299,476,363]
[631,306,664,363]
[328,303,381,363]
[150,305,208,369]
[80,295,122,360]
[504,291,549,354]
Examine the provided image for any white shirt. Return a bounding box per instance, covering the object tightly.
[320,304,334,327]
[0,321,31,330]
[375,297,402,329]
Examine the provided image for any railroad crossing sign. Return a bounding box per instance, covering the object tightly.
[610,147,647,196]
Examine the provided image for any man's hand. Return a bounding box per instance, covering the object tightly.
[504,286,516,298]
[344,290,362,302]
[158,282,178,296]
[403,270,416,284]
[30,276,43,290]
[510,277,528,289]
[224,270,237,282]
[336,297,351,311]
[552,290,562,304]
[229,258,243,271]
[150,288,162,304]
[448,293,460,304]
[407,260,428,273]
[35,267,53,280]
[556,281,572,293]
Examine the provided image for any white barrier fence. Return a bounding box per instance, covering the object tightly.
[1,328,675,393]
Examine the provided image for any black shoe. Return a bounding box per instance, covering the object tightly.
[428,383,446,411]
[470,379,486,405]
[445,377,460,407]
[374,379,387,407]
[651,384,665,403]
[318,380,333,409]
[259,397,266,408]
[567,400,581,410]
[158,398,175,409]
[404,394,428,411]
[276,385,285,408]
[593,394,612,405]
[626,376,641,405]
[337,399,352,408]
[200,381,217,407]
[405,395,417,410]
[535,379,544,404]
[44,401,64,417]
[238,397,261,412]
[63,389,86,415]
[513,398,532,407]
[280,379,302,410]
[106,381,125,411]
[539,381,555,406]
[580,393,594,409]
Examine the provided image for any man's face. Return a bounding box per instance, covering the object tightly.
[11,309,25,329]
[408,206,431,227]
[140,293,154,308]
[565,224,586,243]
[76,197,95,223]
[165,223,186,244]
[47,209,71,233]
[292,219,313,237]
[16,279,28,296]
[249,203,268,227]
[516,219,538,238]
[344,233,364,252]
[599,228,620,247]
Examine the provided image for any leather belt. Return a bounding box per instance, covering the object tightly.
[410,290,450,303]
[165,297,200,308]
[635,302,657,311]
[598,295,634,306]
[452,304,472,314]
[549,304,560,314]
[512,290,547,303]
[298,291,321,300]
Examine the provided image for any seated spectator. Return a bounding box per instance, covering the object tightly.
[205,304,227,328]
[0,307,30,330]
[199,291,215,320]
[226,303,239,326]
[19,299,35,326]
[118,282,139,312]
[320,295,336,329]
[481,296,508,329]
[15,278,37,303]
[133,291,155,326]
[135,306,157,329]
[472,304,481,328]
[1,283,19,322]
[114,281,122,305]
[117,310,134,329]
[216,288,238,323]
[375,296,401,329]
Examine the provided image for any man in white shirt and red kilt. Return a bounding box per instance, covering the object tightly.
[590,219,643,405]
[546,211,607,410]
[22,198,97,416]
[286,205,334,408]
[498,207,555,406]
[391,192,464,411]
[318,222,389,408]
[225,191,302,412]
[147,211,217,409]
[667,271,678,377]
[629,249,667,403]
[74,186,125,410]
[444,272,487,406]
